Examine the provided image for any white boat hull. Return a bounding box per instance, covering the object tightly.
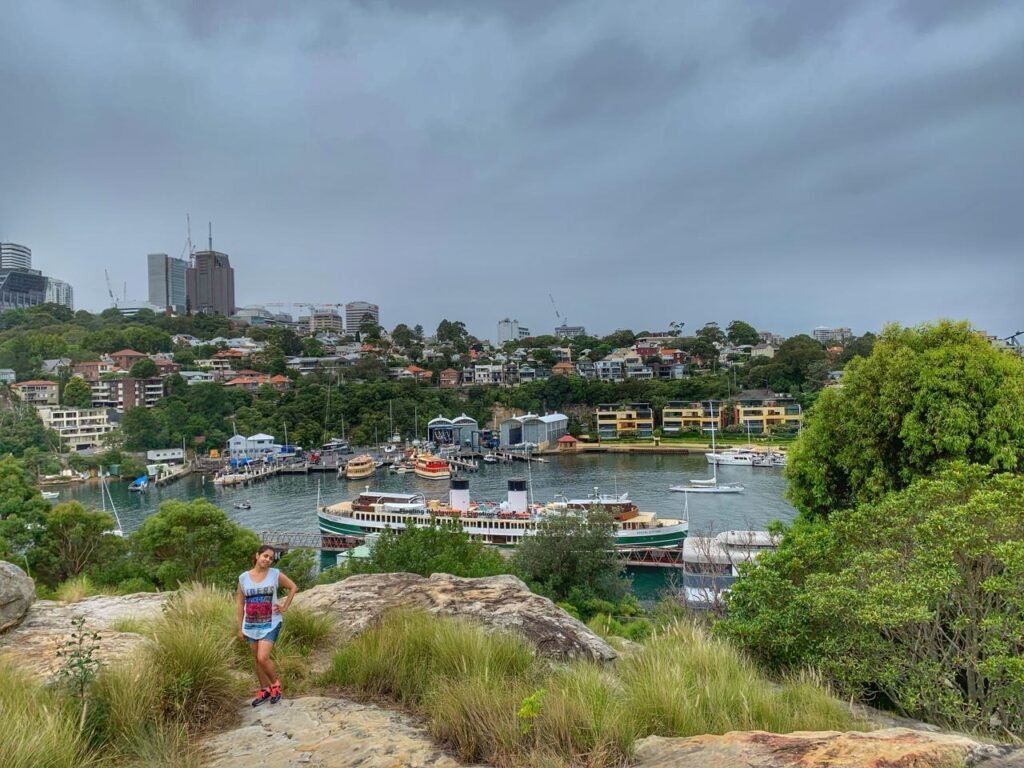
[670,484,744,494]
[705,452,754,466]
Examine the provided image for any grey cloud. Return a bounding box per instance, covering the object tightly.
[748,0,861,60]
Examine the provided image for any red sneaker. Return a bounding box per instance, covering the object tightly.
[251,687,271,707]
[270,680,282,704]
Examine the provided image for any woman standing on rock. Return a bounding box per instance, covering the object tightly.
[237,544,298,706]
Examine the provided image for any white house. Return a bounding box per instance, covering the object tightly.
[227,433,276,460]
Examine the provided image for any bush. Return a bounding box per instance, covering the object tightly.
[0,656,94,768]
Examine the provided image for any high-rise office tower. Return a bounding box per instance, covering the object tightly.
[345,301,379,333]
[186,242,235,315]
[0,243,32,270]
[148,253,188,313]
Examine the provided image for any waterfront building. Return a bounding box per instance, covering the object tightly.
[595,403,654,440]
[811,326,853,344]
[662,401,725,434]
[499,413,567,449]
[345,301,379,333]
[227,433,275,460]
[0,369,15,384]
[44,278,74,310]
[554,324,586,339]
[497,318,531,345]
[186,249,235,315]
[11,380,58,405]
[147,253,187,313]
[0,242,32,270]
[732,389,803,434]
[439,368,461,388]
[36,406,115,451]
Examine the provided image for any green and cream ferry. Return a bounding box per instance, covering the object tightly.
[318,478,688,549]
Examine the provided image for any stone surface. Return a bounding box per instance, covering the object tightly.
[632,728,1021,768]
[295,572,616,662]
[0,591,168,680]
[0,560,34,633]
[201,696,483,768]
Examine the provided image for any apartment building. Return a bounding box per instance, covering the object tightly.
[91,377,165,410]
[595,403,654,440]
[37,406,116,451]
[11,380,58,405]
[732,389,803,434]
[473,364,505,385]
[662,401,725,434]
[439,368,461,388]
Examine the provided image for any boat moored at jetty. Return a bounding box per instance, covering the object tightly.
[681,529,779,608]
[343,454,377,480]
[413,453,452,480]
[318,479,688,548]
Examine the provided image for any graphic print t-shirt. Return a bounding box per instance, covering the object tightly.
[239,568,281,640]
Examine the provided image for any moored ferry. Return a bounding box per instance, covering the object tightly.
[343,454,376,480]
[318,479,688,549]
[413,453,452,480]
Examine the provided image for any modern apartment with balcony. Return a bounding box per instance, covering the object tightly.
[732,389,803,434]
[37,406,116,451]
[595,403,654,440]
[662,401,725,434]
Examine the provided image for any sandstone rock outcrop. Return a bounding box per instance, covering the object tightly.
[201,696,484,768]
[0,591,168,680]
[0,560,34,632]
[295,572,616,662]
[632,727,1019,768]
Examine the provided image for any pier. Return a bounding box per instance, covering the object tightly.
[153,464,192,487]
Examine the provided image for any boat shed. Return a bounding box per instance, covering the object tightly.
[451,414,480,449]
[426,415,455,445]
[499,412,568,450]
[227,433,277,459]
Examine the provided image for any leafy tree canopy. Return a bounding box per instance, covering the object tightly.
[0,456,51,559]
[720,464,1024,735]
[129,498,260,589]
[726,320,760,346]
[786,321,1024,519]
[128,358,158,379]
[29,501,125,588]
[62,376,94,408]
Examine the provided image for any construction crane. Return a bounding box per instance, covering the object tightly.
[104,269,117,307]
[1003,331,1024,347]
[548,293,567,328]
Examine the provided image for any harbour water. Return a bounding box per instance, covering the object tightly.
[58,452,797,537]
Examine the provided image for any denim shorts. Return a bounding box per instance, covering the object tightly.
[246,623,281,645]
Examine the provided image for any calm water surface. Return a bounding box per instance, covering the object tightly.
[59,453,796,536]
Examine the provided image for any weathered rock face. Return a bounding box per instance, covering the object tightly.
[0,560,35,633]
[201,696,484,768]
[0,592,168,680]
[295,572,616,662]
[632,728,1020,768]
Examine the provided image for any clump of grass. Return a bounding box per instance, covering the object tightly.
[531,663,637,766]
[110,616,152,635]
[277,606,335,656]
[324,608,537,706]
[617,620,856,737]
[147,583,241,726]
[0,655,95,768]
[55,574,99,603]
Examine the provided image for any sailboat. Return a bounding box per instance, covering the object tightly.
[670,402,744,494]
[100,470,125,537]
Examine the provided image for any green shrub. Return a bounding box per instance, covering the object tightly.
[0,656,94,768]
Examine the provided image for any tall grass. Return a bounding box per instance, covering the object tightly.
[617,620,855,737]
[0,656,96,768]
[54,574,100,603]
[327,611,858,768]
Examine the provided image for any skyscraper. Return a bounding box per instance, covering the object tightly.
[0,243,32,270]
[345,301,379,333]
[44,278,74,310]
[186,249,235,315]
[147,253,188,313]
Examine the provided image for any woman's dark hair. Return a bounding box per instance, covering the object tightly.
[252,544,276,565]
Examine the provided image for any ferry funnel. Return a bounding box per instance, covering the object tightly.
[507,478,528,514]
[449,477,470,512]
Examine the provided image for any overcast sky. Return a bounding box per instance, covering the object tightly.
[1,0,1021,341]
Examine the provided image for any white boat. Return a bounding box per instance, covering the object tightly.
[705,448,755,466]
[676,403,745,493]
[681,530,780,608]
[41,490,60,500]
[482,454,498,464]
[234,500,252,510]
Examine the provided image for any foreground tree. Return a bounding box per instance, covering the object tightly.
[0,457,50,559]
[129,499,259,589]
[720,464,1024,735]
[786,321,1024,519]
[512,508,629,612]
[29,501,125,587]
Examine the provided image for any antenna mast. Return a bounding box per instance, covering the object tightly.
[208,222,213,252]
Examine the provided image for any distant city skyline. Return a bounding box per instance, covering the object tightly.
[1,2,1020,340]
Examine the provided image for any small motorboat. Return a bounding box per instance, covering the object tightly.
[128,476,149,492]
[482,454,498,464]
[41,490,60,500]
[234,500,252,510]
